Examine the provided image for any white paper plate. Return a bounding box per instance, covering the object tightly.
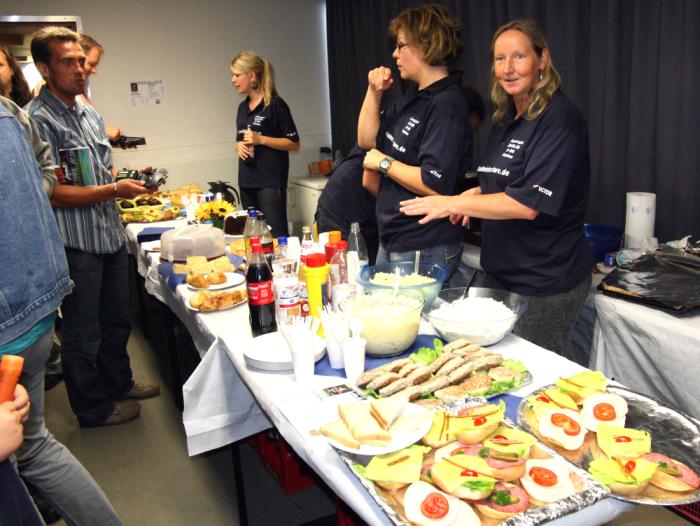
[243,331,326,371]
[185,290,247,313]
[324,402,433,456]
[186,272,245,291]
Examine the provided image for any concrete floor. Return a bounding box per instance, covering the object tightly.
[41,324,692,526]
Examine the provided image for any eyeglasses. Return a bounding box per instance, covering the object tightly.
[395,41,409,53]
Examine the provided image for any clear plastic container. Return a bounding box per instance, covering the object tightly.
[160,224,225,262]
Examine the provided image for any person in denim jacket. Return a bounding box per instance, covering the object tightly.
[0,98,124,525]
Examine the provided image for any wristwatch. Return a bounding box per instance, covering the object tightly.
[378,156,395,175]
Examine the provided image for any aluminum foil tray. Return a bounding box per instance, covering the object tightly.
[339,399,608,526]
[517,384,700,505]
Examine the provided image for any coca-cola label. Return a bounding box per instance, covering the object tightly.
[247,281,274,306]
[262,242,274,255]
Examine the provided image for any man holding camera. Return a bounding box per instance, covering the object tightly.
[27,26,159,428]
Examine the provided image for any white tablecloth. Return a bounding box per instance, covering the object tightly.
[124,222,633,525]
[591,293,700,419]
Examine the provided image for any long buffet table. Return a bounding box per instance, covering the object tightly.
[125,221,635,525]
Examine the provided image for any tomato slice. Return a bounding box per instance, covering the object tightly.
[615,435,632,443]
[537,395,551,403]
[493,434,508,441]
[529,466,558,487]
[624,461,636,473]
[450,447,473,456]
[460,469,478,477]
[593,403,617,421]
[421,492,450,519]
[473,416,487,426]
[550,413,581,436]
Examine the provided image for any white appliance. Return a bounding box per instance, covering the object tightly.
[287,175,329,236]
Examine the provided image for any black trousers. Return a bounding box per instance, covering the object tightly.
[240,187,289,238]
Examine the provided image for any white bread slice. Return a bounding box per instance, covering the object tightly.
[370,394,408,430]
[353,414,392,443]
[338,402,371,432]
[320,419,360,450]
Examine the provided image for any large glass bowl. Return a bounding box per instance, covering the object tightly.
[425,287,528,346]
[339,289,424,356]
[356,262,449,312]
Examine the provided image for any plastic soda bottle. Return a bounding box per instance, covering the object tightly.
[272,236,301,323]
[246,242,276,336]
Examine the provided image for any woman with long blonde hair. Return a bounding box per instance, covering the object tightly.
[401,19,593,361]
[231,51,299,237]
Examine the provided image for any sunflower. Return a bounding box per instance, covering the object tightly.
[210,200,235,218]
[195,201,213,221]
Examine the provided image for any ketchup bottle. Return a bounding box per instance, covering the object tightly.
[246,242,277,337]
[0,355,24,403]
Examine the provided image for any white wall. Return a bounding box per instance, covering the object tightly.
[3,0,331,191]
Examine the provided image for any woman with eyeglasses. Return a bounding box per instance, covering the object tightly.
[357,4,472,279]
[400,20,593,360]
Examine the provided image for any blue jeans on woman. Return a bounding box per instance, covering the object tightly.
[61,245,134,427]
[375,241,463,282]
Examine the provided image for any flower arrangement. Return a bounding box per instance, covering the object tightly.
[195,200,235,223]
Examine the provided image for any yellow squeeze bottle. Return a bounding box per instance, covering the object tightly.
[304,253,329,336]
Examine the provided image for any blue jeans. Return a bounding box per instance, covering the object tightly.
[375,241,463,282]
[61,245,134,426]
[15,326,122,525]
[240,187,289,237]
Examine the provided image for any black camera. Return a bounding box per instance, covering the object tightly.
[115,167,168,189]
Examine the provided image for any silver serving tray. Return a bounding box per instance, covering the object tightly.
[517,384,700,505]
[339,399,608,526]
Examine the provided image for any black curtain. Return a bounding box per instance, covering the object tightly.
[326,0,700,242]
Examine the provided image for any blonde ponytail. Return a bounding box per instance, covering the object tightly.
[261,58,277,107]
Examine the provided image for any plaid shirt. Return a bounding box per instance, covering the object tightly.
[26,86,124,254]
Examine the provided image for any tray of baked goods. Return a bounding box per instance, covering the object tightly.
[358,338,532,403]
[118,195,180,223]
[517,371,700,505]
[321,396,608,525]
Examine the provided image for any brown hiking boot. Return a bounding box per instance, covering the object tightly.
[122,382,160,400]
[102,400,141,425]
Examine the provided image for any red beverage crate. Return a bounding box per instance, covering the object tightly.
[670,502,700,524]
[249,430,316,493]
[336,497,368,526]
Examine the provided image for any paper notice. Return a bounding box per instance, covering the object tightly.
[130,80,165,107]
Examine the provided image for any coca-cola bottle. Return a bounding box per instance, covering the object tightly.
[246,242,277,336]
[256,211,275,267]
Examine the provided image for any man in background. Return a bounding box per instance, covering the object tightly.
[27,26,159,429]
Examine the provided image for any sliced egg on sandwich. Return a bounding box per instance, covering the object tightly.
[520,458,576,503]
[403,481,460,526]
[538,408,586,450]
[581,392,628,432]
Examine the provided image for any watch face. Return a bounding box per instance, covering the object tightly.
[380,159,390,171]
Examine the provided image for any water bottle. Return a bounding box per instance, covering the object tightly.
[329,240,354,311]
[298,226,315,317]
[272,236,301,323]
[246,125,255,161]
[347,222,369,285]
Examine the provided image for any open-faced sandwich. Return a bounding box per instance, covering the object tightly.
[587,457,658,496]
[519,458,576,506]
[643,453,700,493]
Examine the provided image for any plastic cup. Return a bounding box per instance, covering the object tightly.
[325,336,344,369]
[342,337,366,385]
[290,335,315,383]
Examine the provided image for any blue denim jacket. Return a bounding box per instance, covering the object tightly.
[0,105,72,345]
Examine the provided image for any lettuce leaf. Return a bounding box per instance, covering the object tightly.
[463,479,496,492]
[501,359,528,374]
[410,339,443,365]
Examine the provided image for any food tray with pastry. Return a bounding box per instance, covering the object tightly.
[185,288,247,312]
[336,398,607,526]
[357,338,532,404]
[319,394,433,456]
[185,271,244,291]
[517,371,700,505]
